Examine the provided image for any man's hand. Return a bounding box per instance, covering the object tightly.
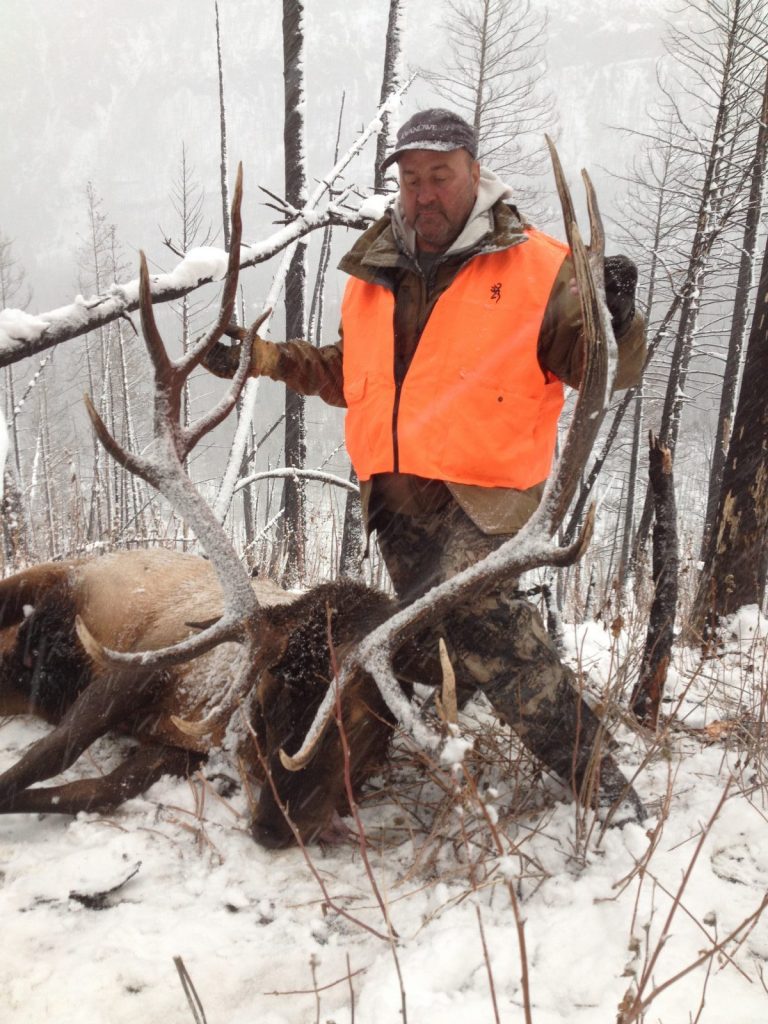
[202,323,279,380]
[603,254,637,336]
[568,254,638,337]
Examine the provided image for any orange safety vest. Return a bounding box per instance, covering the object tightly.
[341,228,568,490]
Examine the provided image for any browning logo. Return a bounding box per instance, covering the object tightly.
[490,282,502,303]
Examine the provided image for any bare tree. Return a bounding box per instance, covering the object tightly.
[630,435,678,725]
[76,181,115,541]
[700,64,768,557]
[632,0,768,558]
[276,0,309,585]
[0,232,31,481]
[690,227,768,636]
[374,0,407,192]
[425,0,556,217]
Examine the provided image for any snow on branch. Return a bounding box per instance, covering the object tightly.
[0,78,416,372]
[233,467,360,495]
[0,207,369,369]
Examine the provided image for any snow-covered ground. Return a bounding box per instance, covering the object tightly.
[2,611,767,1024]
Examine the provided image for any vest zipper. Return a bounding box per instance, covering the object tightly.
[392,379,403,472]
[391,261,435,474]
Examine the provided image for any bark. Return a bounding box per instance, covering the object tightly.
[374,0,406,190]
[214,1,231,250]
[631,434,678,727]
[690,228,768,636]
[279,0,309,584]
[701,65,768,558]
[633,0,763,558]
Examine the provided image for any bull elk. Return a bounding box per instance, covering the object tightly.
[0,165,432,848]
[0,548,422,847]
[0,146,643,847]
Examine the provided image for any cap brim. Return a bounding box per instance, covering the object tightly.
[380,141,470,173]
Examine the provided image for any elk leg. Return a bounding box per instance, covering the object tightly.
[0,670,163,810]
[0,744,203,815]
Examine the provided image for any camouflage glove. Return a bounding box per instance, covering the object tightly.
[202,330,278,380]
[603,255,638,337]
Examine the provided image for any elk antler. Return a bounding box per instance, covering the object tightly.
[81,165,266,727]
[281,138,618,771]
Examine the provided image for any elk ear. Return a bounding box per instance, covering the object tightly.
[75,616,111,670]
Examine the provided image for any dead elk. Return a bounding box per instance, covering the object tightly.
[0,547,411,849]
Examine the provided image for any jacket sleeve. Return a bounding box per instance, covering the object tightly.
[260,331,346,408]
[538,255,647,391]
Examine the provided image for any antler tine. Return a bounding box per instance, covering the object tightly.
[181,308,267,456]
[75,613,244,672]
[545,135,579,251]
[139,251,174,382]
[183,162,245,375]
[83,392,148,482]
[582,169,605,262]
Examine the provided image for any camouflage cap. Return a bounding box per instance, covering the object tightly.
[380,108,477,172]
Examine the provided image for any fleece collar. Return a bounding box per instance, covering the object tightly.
[390,166,518,257]
[338,167,529,282]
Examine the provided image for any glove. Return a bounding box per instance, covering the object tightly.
[203,330,278,380]
[603,255,637,336]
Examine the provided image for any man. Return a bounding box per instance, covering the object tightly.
[206,109,647,822]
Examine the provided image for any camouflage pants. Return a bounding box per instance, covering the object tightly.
[374,498,641,812]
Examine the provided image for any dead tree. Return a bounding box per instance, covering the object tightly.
[633,0,768,558]
[424,0,556,217]
[276,0,309,585]
[701,64,768,558]
[630,434,678,726]
[690,226,768,637]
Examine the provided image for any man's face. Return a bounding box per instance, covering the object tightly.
[398,148,480,253]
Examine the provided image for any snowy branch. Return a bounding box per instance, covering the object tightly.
[0,206,368,369]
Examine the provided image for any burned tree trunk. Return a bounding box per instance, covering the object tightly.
[631,434,678,727]
[278,0,309,584]
[690,229,768,638]
[700,66,768,560]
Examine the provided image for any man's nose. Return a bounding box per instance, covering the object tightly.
[415,183,438,205]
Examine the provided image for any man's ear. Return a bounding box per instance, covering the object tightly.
[471,159,480,191]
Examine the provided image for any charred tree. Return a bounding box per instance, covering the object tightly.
[690,229,768,637]
[632,0,768,558]
[631,434,678,727]
[214,0,231,251]
[700,65,768,558]
[277,0,308,584]
[374,0,406,190]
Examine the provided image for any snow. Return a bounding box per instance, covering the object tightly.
[2,617,767,1023]
[357,194,392,220]
[160,246,231,289]
[0,308,49,350]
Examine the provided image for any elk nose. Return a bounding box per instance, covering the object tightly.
[250,818,294,850]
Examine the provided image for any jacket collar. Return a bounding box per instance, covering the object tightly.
[339,167,531,282]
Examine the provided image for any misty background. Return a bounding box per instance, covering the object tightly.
[0,0,686,574]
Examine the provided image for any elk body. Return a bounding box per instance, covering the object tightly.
[0,547,409,848]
